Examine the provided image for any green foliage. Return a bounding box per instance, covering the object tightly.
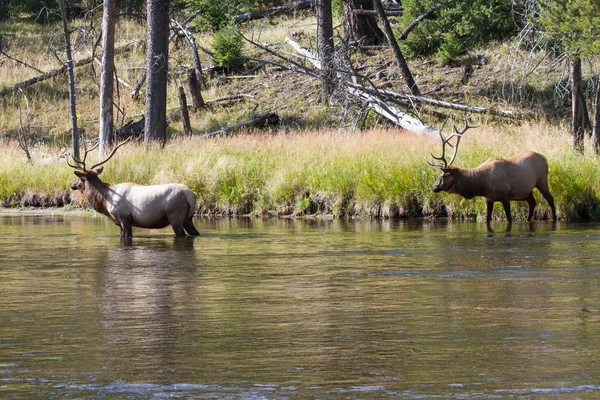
[399,0,518,60]
[189,0,283,31]
[212,26,245,71]
[537,0,600,58]
[331,0,344,19]
[436,33,462,65]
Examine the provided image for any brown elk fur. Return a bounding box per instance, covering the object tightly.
[71,168,200,238]
[431,150,557,224]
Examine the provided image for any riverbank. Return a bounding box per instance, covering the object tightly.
[2,124,600,222]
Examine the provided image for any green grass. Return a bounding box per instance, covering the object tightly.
[3,122,600,221]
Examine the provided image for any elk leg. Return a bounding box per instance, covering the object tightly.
[526,193,536,221]
[171,223,187,238]
[486,201,495,225]
[184,217,200,236]
[538,187,557,221]
[501,200,513,223]
[120,221,133,237]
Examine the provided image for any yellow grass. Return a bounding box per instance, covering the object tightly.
[1,122,599,221]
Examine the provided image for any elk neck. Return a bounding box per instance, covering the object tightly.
[450,166,488,199]
[83,175,112,214]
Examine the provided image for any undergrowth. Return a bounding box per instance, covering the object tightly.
[2,123,600,222]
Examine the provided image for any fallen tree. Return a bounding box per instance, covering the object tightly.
[0,40,144,97]
[202,113,280,137]
[347,82,524,118]
[234,0,316,24]
[284,37,439,136]
[282,37,523,134]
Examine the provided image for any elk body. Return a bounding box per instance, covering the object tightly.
[429,124,557,224]
[68,140,200,238]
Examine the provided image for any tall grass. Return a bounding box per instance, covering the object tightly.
[2,122,600,221]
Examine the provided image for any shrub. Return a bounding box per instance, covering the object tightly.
[399,0,518,59]
[212,26,245,72]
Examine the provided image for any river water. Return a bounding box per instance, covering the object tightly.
[2,213,600,398]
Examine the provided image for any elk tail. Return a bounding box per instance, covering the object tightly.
[186,191,198,218]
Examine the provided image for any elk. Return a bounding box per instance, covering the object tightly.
[68,139,200,238]
[429,123,557,225]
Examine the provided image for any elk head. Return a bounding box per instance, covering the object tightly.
[67,138,131,191]
[429,121,474,193]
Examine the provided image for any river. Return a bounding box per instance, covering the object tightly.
[1,213,600,398]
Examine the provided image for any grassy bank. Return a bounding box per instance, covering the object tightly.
[2,123,600,222]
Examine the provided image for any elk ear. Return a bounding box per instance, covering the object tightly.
[441,166,456,175]
[74,171,87,178]
[95,166,104,175]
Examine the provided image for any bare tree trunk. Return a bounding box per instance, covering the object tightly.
[178,86,192,135]
[570,58,585,153]
[372,0,420,96]
[144,0,170,145]
[99,0,116,155]
[131,9,202,99]
[187,68,205,110]
[592,80,600,155]
[317,0,335,102]
[57,0,80,160]
[342,0,383,46]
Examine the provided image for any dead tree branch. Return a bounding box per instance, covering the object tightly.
[0,40,143,97]
[234,0,316,24]
[348,83,525,117]
[285,37,438,136]
[372,0,420,95]
[399,5,439,40]
[202,113,280,137]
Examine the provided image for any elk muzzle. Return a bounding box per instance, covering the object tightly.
[70,178,83,191]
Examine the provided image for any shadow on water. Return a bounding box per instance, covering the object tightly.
[3,214,600,398]
[485,219,558,237]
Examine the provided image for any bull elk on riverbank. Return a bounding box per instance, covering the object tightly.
[68,139,200,238]
[429,123,557,225]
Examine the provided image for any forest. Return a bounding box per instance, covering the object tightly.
[1,0,600,221]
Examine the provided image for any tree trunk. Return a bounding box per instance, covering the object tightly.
[592,80,600,154]
[178,86,192,135]
[317,0,335,102]
[57,0,80,160]
[187,68,205,110]
[99,0,116,155]
[144,0,170,145]
[342,0,383,47]
[570,57,586,153]
[372,0,420,96]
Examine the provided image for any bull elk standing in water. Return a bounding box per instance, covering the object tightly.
[429,123,557,225]
[68,140,200,238]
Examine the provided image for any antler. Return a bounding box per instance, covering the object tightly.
[428,120,475,168]
[89,136,132,171]
[67,137,132,171]
[67,141,100,171]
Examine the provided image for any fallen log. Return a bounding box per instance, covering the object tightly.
[234,0,315,24]
[284,37,438,135]
[352,9,403,16]
[349,83,524,117]
[348,86,438,136]
[0,40,143,97]
[114,116,145,142]
[202,113,280,137]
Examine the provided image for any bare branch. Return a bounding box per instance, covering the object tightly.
[399,5,439,40]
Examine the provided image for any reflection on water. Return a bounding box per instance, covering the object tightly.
[2,214,600,398]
